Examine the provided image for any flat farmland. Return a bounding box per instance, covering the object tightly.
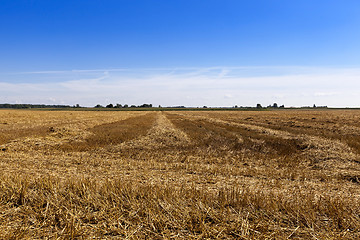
[1,109,360,239]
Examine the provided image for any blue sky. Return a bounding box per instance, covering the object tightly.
[1,0,360,107]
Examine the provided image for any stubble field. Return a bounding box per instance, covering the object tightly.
[1,109,360,239]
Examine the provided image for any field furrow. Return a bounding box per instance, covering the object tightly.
[114,112,190,150]
[171,112,360,169]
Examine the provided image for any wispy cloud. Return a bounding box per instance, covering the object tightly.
[1,66,360,107]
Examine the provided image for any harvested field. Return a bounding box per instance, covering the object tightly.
[1,109,360,239]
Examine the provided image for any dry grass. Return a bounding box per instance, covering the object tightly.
[1,109,360,239]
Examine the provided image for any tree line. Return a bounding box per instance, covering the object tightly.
[0,104,71,109]
[95,103,153,108]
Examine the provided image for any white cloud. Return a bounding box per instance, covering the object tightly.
[1,66,360,107]
[224,94,233,99]
[314,92,340,97]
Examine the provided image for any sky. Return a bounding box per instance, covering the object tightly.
[1,0,360,107]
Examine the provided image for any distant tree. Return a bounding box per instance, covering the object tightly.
[313,104,316,108]
[256,103,262,109]
[123,104,128,108]
[130,105,136,108]
[139,103,152,108]
[94,104,103,108]
[106,104,114,108]
[158,105,162,108]
[279,105,285,108]
[273,103,278,108]
[234,105,238,108]
[203,106,208,108]
[115,103,122,108]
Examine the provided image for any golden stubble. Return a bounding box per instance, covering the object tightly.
[0,109,360,239]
